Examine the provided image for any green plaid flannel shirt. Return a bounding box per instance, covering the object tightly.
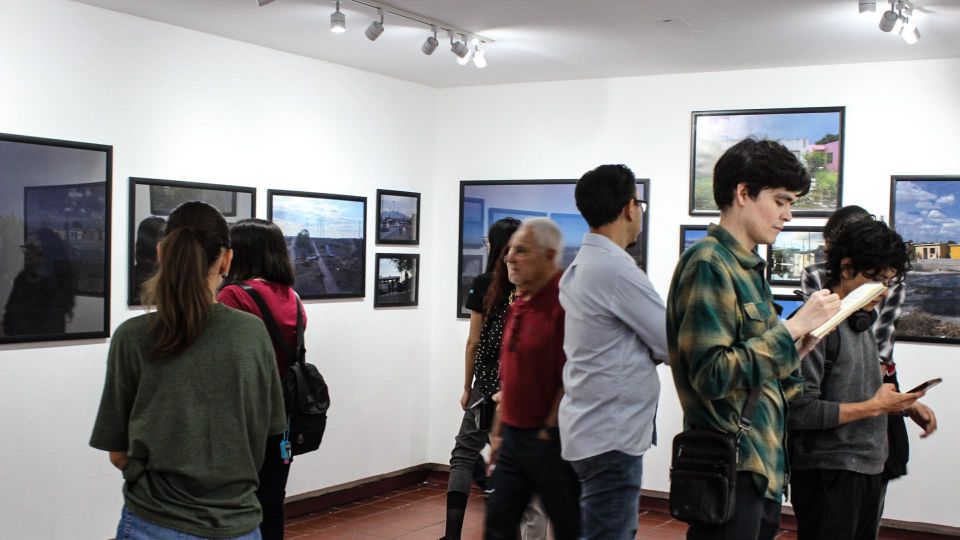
[667,224,803,501]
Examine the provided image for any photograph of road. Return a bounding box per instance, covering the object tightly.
[376,190,419,244]
[374,253,418,307]
[269,191,366,299]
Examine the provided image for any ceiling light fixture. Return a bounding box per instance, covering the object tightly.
[876,0,920,43]
[257,0,276,6]
[330,1,346,33]
[365,8,384,41]
[456,35,473,65]
[472,41,487,69]
[901,19,920,44]
[450,31,469,58]
[422,25,439,55]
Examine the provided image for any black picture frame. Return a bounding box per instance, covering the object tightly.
[127,177,257,306]
[267,189,367,300]
[679,224,709,254]
[1,132,112,344]
[374,253,419,308]
[690,107,845,216]
[375,189,420,245]
[889,175,960,344]
[765,226,826,287]
[773,293,804,322]
[456,179,649,318]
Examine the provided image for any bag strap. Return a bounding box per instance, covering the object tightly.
[735,386,763,440]
[237,283,298,365]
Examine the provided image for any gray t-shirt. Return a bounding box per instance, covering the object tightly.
[90,303,287,538]
[788,321,887,475]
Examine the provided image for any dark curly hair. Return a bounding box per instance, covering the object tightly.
[825,218,913,288]
[713,138,811,210]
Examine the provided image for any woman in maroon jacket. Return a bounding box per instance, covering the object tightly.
[218,218,307,540]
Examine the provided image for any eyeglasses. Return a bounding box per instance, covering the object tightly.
[634,199,648,213]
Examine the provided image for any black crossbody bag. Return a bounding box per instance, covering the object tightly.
[669,386,761,525]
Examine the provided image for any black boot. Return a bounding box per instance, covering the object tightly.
[442,490,469,540]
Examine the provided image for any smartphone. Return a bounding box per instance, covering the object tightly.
[906,378,942,394]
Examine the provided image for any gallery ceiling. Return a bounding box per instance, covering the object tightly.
[73,0,960,88]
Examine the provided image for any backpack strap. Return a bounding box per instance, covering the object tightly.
[237,283,296,365]
[824,328,840,381]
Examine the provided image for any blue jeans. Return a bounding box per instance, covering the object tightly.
[116,506,262,540]
[569,451,643,540]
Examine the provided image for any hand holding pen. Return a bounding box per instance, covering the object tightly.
[783,289,840,354]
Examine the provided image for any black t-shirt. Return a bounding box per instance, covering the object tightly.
[465,272,513,397]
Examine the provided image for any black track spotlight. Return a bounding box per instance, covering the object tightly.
[422,25,439,55]
[365,8,384,41]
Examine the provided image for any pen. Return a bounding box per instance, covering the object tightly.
[793,289,809,299]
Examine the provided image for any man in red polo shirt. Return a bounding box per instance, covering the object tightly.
[484,218,579,540]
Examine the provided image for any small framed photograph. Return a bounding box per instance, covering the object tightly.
[374,253,419,308]
[766,226,825,286]
[690,107,845,216]
[773,293,804,321]
[268,189,367,300]
[128,178,256,305]
[890,175,960,344]
[456,179,649,318]
[1,132,112,344]
[679,225,709,254]
[376,189,420,245]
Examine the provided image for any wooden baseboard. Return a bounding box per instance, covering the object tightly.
[286,464,959,537]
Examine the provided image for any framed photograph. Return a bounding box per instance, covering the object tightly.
[773,293,804,322]
[1,132,112,344]
[268,189,366,300]
[766,226,825,286]
[679,225,709,254]
[456,179,649,318]
[128,178,256,305]
[374,253,419,307]
[890,175,960,344]
[376,189,420,245]
[690,107,845,216]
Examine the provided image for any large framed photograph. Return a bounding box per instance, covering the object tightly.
[890,175,960,344]
[268,189,366,300]
[766,226,826,287]
[374,253,419,308]
[376,189,420,245]
[456,179,649,318]
[690,107,845,216]
[679,225,709,254]
[128,178,256,305]
[1,132,112,344]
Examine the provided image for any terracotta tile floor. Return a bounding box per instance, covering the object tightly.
[283,480,953,540]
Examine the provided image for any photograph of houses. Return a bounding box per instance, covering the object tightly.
[457,179,648,318]
[376,190,419,245]
[269,190,366,300]
[891,176,960,343]
[766,226,825,286]
[374,253,419,307]
[691,107,844,215]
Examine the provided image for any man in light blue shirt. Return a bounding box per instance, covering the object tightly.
[558,164,669,540]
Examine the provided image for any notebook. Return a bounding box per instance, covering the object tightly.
[809,282,888,339]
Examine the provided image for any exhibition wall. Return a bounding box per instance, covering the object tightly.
[1,0,959,538]
[430,58,960,528]
[0,1,436,538]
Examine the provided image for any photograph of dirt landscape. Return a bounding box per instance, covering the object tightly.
[269,190,366,299]
[892,176,960,344]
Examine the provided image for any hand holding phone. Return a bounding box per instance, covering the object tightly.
[906,378,942,394]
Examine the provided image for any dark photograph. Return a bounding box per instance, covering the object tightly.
[457,179,648,318]
[128,178,256,305]
[376,189,420,245]
[374,253,419,307]
[269,190,366,300]
[891,175,960,344]
[0,133,112,344]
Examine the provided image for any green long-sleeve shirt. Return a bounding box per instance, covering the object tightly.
[666,224,802,500]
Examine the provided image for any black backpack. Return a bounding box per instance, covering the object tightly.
[239,284,330,456]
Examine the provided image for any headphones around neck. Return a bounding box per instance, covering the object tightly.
[847,308,879,333]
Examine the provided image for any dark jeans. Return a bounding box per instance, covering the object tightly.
[258,434,292,540]
[449,386,489,495]
[791,469,885,540]
[570,451,643,540]
[686,472,781,540]
[484,425,580,540]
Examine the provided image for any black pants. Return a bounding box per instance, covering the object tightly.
[484,425,580,540]
[258,434,293,540]
[686,472,782,540]
[791,469,885,540]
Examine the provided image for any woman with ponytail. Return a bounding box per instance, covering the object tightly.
[91,202,286,540]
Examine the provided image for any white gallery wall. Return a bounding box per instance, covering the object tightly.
[430,59,960,528]
[1,0,959,538]
[0,1,437,538]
